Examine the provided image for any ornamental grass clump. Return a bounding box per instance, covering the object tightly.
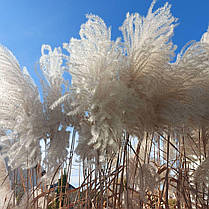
[0,0,209,208]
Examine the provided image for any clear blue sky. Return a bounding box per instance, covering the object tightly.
[0,0,208,83]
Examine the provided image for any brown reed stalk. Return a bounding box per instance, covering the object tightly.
[165,134,170,209]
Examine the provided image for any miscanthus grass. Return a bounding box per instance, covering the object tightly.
[0,0,209,208]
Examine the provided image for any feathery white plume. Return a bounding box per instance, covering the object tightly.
[64,14,124,156]
[201,26,209,44]
[0,46,44,168]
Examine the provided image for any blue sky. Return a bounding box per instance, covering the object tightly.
[0,0,208,83]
